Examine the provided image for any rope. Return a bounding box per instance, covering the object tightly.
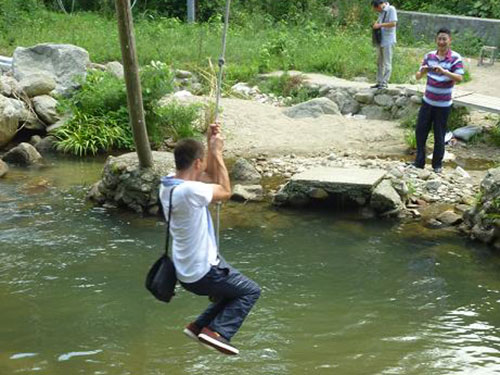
[214,0,231,251]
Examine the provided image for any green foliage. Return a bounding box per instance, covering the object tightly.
[448,106,470,131]
[399,110,419,129]
[258,72,319,105]
[54,108,133,156]
[392,0,500,19]
[55,66,178,155]
[404,130,417,150]
[487,122,500,147]
[151,102,203,145]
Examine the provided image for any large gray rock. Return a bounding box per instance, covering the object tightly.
[231,184,264,202]
[463,167,500,248]
[354,91,374,104]
[19,73,56,97]
[453,125,482,142]
[326,90,360,115]
[283,98,340,118]
[360,105,391,120]
[32,95,59,125]
[0,95,23,147]
[105,61,124,79]
[88,151,175,214]
[374,94,394,108]
[34,135,58,155]
[230,158,261,184]
[437,210,463,226]
[13,44,89,96]
[370,179,403,213]
[0,159,8,177]
[2,142,42,165]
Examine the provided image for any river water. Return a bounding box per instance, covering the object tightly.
[1,157,500,375]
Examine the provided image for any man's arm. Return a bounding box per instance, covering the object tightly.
[374,21,396,29]
[433,65,463,83]
[207,129,231,202]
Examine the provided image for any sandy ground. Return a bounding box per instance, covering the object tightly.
[220,98,406,158]
[219,62,500,163]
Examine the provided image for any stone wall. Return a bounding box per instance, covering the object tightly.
[399,10,500,48]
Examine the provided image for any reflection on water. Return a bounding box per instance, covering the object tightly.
[1,157,500,375]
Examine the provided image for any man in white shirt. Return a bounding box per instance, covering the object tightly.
[159,124,260,356]
[371,0,398,89]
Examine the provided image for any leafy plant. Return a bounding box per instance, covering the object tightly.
[54,108,133,156]
[404,130,417,149]
[151,101,203,145]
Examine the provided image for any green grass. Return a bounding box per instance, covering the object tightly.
[0,9,423,86]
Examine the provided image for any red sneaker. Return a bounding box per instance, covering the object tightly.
[183,322,201,342]
[198,327,239,355]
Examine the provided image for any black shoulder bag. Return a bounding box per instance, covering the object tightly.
[372,10,387,46]
[145,186,177,303]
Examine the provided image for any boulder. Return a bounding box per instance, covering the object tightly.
[87,151,175,214]
[0,95,23,147]
[0,76,20,97]
[34,135,58,155]
[19,73,56,97]
[354,91,374,104]
[453,125,482,142]
[13,43,89,96]
[230,158,261,184]
[283,98,340,119]
[2,142,42,165]
[0,159,8,177]
[410,95,422,104]
[360,105,391,120]
[105,61,124,79]
[32,95,59,125]
[436,210,463,226]
[231,184,264,202]
[374,94,394,108]
[326,90,360,115]
[231,82,259,97]
[370,179,403,213]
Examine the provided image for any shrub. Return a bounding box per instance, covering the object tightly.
[54,108,133,156]
[152,101,204,144]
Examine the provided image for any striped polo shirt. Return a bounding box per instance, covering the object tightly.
[421,49,465,107]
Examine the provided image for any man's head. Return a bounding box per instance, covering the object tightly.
[436,28,452,50]
[372,0,385,12]
[174,138,206,175]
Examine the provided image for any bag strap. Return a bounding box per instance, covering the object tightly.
[165,186,177,255]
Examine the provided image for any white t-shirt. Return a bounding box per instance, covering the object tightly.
[159,179,219,283]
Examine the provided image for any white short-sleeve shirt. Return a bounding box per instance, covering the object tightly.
[159,179,219,283]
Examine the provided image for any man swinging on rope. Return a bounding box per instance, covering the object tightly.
[159,124,261,355]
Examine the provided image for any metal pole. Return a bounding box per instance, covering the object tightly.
[187,0,195,23]
[115,0,153,169]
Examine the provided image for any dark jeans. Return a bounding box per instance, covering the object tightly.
[180,258,261,341]
[414,102,451,169]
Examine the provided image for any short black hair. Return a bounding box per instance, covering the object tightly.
[174,138,204,171]
[372,0,384,7]
[437,27,451,37]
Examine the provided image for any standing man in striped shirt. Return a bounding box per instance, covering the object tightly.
[413,28,465,173]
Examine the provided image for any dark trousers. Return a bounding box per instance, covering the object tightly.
[414,102,451,169]
[180,258,260,341]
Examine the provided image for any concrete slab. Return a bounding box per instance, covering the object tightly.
[291,167,387,188]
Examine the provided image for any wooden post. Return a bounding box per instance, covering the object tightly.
[187,0,195,23]
[115,0,153,169]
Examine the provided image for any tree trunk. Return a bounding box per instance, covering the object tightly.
[115,0,153,169]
